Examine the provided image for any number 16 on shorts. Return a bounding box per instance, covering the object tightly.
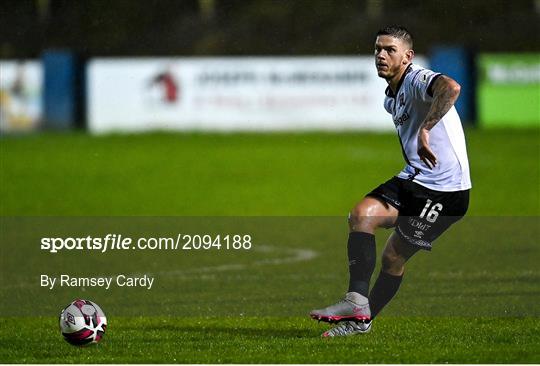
[419,199,443,223]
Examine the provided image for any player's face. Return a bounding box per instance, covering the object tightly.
[374,35,413,81]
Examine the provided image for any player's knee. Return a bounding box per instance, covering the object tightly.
[348,199,389,233]
[348,203,374,232]
[348,203,365,223]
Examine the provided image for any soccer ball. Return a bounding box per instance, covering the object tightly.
[59,299,107,345]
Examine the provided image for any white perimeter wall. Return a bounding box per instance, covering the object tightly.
[0,60,43,132]
[87,56,427,133]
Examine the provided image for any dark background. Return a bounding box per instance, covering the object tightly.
[2,0,539,58]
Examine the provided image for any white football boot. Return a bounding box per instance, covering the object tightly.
[310,292,371,323]
[321,320,372,337]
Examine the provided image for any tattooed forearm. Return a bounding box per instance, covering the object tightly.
[422,76,461,130]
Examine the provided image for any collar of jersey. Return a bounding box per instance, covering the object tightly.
[385,63,413,98]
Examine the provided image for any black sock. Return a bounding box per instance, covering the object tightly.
[347,232,376,297]
[368,271,403,319]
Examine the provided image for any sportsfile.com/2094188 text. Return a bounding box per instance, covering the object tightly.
[40,234,253,253]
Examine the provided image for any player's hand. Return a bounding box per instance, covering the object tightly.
[417,127,437,169]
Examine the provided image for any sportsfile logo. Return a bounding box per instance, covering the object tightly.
[40,233,253,253]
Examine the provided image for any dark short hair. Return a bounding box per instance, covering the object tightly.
[376,26,413,49]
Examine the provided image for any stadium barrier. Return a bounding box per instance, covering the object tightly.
[430,46,476,124]
[0,60,43,133]
[43,50,84,130]
[477,53,540,127]
[86,56,426,133]
[3,52,537,133]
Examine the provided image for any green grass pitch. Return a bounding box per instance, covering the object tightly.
[0,128,539,363]
[2,317,539,363]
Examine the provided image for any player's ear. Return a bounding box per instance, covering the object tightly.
[404,49,414,64]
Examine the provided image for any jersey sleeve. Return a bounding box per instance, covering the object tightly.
[383,97,394,114]
[410,68,442,102]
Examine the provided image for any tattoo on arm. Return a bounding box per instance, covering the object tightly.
[422,76,460,130]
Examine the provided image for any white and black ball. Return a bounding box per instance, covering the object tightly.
[59,299,107,346]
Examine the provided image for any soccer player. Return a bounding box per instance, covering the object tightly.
[310,26,471,337]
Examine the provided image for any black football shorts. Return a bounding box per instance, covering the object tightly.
[366,176,470,250]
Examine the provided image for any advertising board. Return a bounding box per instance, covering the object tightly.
[0,60,43,133]
[87,57,427,133]
[478,54,540,127]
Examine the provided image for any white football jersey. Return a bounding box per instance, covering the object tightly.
[383,63,472,192]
